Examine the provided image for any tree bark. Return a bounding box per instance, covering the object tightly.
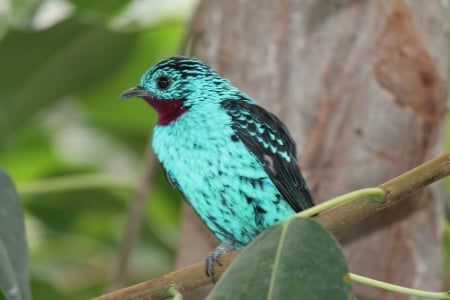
[177,1,449,299]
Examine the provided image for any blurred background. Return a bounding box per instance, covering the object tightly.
[0,0,449,299]
[0,0,197,299]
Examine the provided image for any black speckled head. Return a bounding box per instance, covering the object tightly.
[141,56,243,104]
[121,56,250,124]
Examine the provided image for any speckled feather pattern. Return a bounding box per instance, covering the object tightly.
[128,56,314,249]
[153,103,296,246]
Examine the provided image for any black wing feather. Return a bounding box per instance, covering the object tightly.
[222,100,314,212]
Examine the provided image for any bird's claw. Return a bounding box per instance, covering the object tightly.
[205,248,225,283]
[205,240,237,283]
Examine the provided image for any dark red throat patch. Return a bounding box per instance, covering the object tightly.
[142,97,189,125]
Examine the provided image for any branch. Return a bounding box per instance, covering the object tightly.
[92,151,450,300]
[317,151,450,232]
[107,150,159,291]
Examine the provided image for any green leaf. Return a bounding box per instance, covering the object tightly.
[208,217,352,300]
[7,0,40,29]
[0,169,31,300]
[79,21,186,153]
[0,18,138,151]
[68,0,129,18]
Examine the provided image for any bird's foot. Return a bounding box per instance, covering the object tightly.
[205,240,236,283]
[205,249,224,284]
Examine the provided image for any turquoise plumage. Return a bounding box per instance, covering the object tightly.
[121,56,314,281]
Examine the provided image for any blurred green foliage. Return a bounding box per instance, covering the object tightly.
[0,169,30,300]
[0,0,194,299]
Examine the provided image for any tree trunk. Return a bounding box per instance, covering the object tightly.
[176,1,449,299]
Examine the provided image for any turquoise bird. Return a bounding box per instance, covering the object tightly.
[121,56,314,282]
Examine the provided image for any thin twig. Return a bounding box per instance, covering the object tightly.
[93,152,450,300]
[348,273,450,299]
[107,150,159,291]
[17,174,136,196]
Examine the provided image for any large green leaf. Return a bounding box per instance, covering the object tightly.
[208,217,352,300]
[79,21,186,153]
[7,0,40,29]
[0,169,30,300]
[0,18,138,151]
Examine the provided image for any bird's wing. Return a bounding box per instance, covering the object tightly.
[221,100,314,212]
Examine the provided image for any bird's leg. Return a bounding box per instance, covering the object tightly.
[205,240,237,283]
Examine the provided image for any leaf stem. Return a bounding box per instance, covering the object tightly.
[17,174,137,197]
[167,286,183,300]
[349,273,450,299]
[296,188,385,218]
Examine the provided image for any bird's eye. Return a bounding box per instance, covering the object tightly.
[156,76,171,90]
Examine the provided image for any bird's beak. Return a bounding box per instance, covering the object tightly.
[120,86,154,99]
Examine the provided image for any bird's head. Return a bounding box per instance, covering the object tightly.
[121,56,244,125]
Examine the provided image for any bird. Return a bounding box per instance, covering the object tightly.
[121,56,314,282]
